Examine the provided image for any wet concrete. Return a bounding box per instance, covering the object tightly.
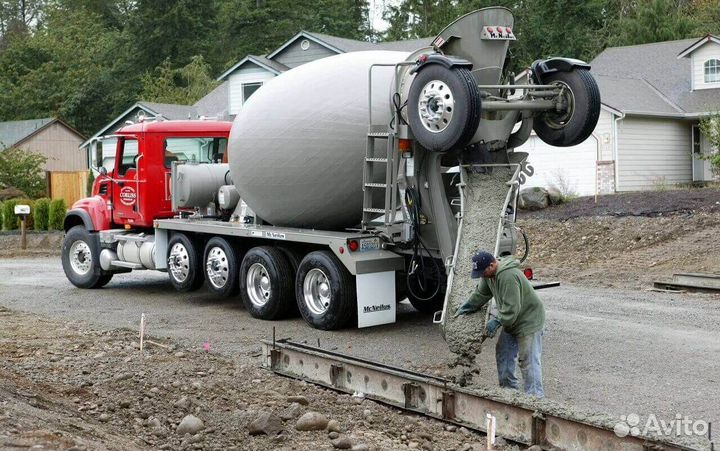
[442,168,514,382]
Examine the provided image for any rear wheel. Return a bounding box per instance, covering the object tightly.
[296,251,356,330]
[533,68,601,147]
[61,225,111,289]
[277,246,303,316]
[203,237,240,297]
[406,257,446,313]
[407,64,481,152]
[240,246,294,320]
[167,233,204,292]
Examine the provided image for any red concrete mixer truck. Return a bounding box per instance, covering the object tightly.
[61,7,600,331]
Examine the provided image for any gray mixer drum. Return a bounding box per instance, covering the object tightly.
[229,51,409,230]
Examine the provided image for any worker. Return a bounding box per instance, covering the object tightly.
[454,251,545,397]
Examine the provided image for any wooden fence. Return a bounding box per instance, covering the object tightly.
[48,170,89,206]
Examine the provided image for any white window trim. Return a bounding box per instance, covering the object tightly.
[704,59,720,84]
[241,81,263,105]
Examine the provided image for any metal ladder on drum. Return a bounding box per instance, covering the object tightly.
[362,124,397,230]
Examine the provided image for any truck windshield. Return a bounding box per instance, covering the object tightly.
[164,137,228,167]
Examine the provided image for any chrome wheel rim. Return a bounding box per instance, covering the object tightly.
[246,263,271,307]
[418,80,454,133]
[69,240,92,276]
[544,81,575,129]
[303,268,331,315]
[168,243,190,283]
[205,247,229,289]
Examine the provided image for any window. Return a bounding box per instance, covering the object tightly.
[242,82,262,104]
[693,126,701,154]
[704,59,720,83]
[118,139,138,176]
[164,137,228,168]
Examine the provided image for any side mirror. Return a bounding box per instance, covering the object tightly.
[98,166,108,176]
[92,141,103,169]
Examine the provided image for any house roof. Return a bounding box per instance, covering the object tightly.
[590,37,720,116]
[217,54,289,81]
[677,34,720,59]
[0,117,85,150]
[194,81,230,119]
[0,118,54,149]
[80,101,196,149]
[137,102,195,120]
[266,31,432,61]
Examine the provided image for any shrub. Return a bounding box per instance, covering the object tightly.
[34,198,51,230]
[0,148,48,198]
[48,198,67,230]
[2,199,18,230]
[0,201,3,229]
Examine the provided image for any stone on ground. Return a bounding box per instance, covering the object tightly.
[295,411,329,431]
[176,415,204,435]
[248,411,283,436]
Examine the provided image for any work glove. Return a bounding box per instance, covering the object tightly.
[485,318,501,337]
[452,301,476,318]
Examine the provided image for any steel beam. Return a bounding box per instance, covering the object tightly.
[261,339,700,451]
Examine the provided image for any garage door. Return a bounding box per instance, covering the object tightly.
[516,134,598,196]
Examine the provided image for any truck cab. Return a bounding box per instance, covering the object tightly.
[83,120,232,231]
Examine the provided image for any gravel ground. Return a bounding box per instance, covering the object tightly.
[521,187,720,220]
[0,257,717,448]
[519,211,720,290]
[0,306,492,451]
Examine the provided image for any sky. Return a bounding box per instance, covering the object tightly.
[369,0,394,33]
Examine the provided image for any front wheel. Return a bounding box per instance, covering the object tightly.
[61,225,110,289]
[533,68,601,147]
[296,251,356,330]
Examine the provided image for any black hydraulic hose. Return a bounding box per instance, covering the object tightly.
[405,186,442,302]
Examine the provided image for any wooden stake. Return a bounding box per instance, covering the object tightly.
[139,313,145,352]
[20,217,27,250]
[486,413,496,450]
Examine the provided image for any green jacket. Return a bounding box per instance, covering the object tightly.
[464,257,545,337]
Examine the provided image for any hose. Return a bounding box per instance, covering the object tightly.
[404,186,442,301]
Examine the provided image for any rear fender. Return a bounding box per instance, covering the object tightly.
[411,54,473,75]
[64,196,111,232]
[530,58,591,84]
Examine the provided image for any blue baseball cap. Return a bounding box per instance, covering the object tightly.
[471,251,495,279]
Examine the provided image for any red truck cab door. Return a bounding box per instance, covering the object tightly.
[111,137,143,226]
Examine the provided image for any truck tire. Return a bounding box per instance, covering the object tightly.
[167,233,204,292]
[203,237,240,297]
[296,251,356,330]
[407,65,481,152]
[406,258,446,314]
[533,68,600,147]
[277,246,303,316]
[61,225,111,289]
[240,246,294,320]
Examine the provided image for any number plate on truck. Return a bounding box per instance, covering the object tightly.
[359,238,380,251]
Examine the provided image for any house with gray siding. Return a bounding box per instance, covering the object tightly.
[517,34,720,196]
[214,31,430,118]
[82,31,431,169]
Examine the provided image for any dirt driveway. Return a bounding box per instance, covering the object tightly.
[0,257,718,445]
